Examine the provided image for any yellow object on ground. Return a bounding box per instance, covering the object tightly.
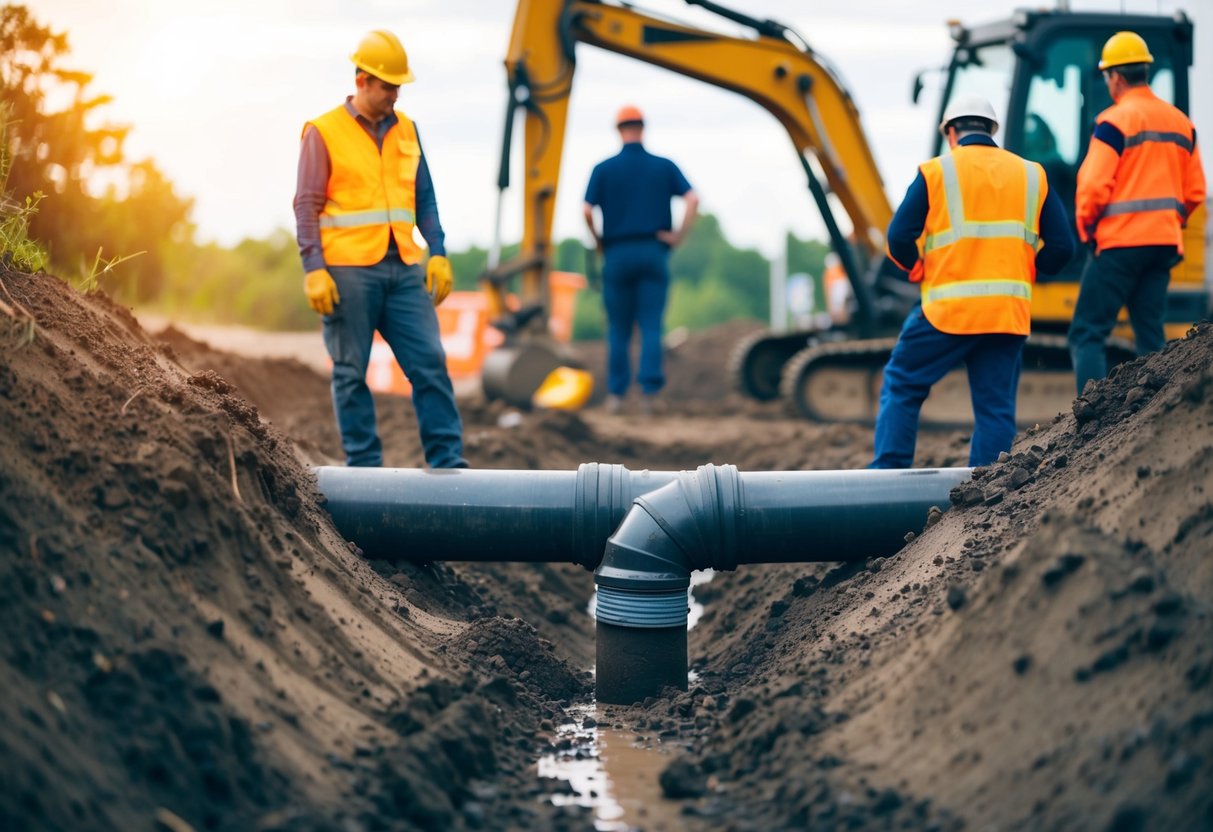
[532,366,594,410]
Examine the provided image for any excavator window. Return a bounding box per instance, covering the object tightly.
[948,42,1014,131]
[1016,28,1179,282]
[1023,39,1086,228]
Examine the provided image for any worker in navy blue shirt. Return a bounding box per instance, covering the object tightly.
[583,105,700,414]
[874,95,1075,469]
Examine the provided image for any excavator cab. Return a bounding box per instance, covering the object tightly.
[933,9,1203,338]
[765,9,1206,424]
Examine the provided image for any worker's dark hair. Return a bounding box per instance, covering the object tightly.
[948,116,995,136]
[1113,63,1150,85]
[617,119,644,130]
[355,68,398,89]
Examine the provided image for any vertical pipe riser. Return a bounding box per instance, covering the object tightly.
[596,623,687,706]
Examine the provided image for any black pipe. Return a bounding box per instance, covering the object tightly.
[593,465,970,703]
[314,464,677,568]
[314,463,970,704]
[315,464,964,569]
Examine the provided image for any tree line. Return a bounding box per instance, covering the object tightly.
[2,4,831,337]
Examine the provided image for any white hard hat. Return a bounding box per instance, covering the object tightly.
[939,94,999,135]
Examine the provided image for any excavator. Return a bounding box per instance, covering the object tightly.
[480,0,1207,424]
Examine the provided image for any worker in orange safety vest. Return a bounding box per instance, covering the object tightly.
[872,94,1075,468]
[1068,31,1207,395]
[294,30,467,469]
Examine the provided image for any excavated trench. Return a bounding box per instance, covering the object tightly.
[4,269,1211,831]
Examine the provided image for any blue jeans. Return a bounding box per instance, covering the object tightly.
[602,239,670,396]
[1067,245,1176,395]
[323,256,466,468]
[871,307,1025,469]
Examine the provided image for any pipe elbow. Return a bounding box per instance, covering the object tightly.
[594,465,740,629]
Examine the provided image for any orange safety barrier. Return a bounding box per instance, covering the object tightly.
[547,271,586,343]
[363,271,586,395]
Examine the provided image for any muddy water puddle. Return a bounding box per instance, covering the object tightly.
[538,704,689,831]
[537,571,714,829]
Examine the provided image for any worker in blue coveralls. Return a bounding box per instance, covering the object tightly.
[294,30,466,468]
[583,105,700,414]
[872,95,1075,469]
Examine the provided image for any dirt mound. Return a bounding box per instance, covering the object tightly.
[658,323,1213,829]
[0,270,592,831]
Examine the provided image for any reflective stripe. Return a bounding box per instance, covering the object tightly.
[1123,130,1194,152]
[925,222,1039,251]
[1102,197,1186,217]
[319,207,416,229]
[940,153,965,234]
[1023,158,1040,236]
[923,154,1039,253]
[924,280,1032,303]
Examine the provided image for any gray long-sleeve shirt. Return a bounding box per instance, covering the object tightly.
[293,98,445,273]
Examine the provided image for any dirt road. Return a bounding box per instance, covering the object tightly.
[2,270,1209,830]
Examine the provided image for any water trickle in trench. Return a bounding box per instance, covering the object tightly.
[536,570,714,828]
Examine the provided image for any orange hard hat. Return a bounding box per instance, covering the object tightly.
[615,105,644,127]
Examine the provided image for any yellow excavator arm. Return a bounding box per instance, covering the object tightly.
[489,0,894,330]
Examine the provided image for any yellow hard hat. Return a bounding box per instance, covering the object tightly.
[1098,31,1153,71]
[351,30,414,85]
[532,366,594,411]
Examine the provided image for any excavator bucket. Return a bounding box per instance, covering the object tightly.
[482,340,565,408]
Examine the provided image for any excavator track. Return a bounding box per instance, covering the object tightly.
[780,337,894,424]
[779,333,1136,429]
[727,330,815,401]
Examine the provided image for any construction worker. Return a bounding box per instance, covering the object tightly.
[1068,31,1207,395]
[294,30,467,468]
[872,95,1075,469]
[821,252,853,326]
[583,105,700,414]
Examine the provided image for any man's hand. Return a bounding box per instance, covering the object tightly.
[304,269,340,315]
[656,229,681,247]
[426,255,453,307]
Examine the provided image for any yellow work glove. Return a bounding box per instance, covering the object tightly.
[304,268,340,315]
[426,255,453,307]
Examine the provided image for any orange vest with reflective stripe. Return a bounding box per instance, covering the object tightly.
[916,144,1046,336]
[1076,86,1202,254]
[305,106,423,266]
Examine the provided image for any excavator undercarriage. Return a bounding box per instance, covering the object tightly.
[768,332,1136,428]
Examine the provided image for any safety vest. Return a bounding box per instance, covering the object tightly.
[305,106,423,266]
[916,145,1045,336]
[1077,86,1201,254]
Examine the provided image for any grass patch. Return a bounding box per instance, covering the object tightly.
[0,104,49,275]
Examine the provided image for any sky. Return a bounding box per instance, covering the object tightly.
[25,0,1213,260]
